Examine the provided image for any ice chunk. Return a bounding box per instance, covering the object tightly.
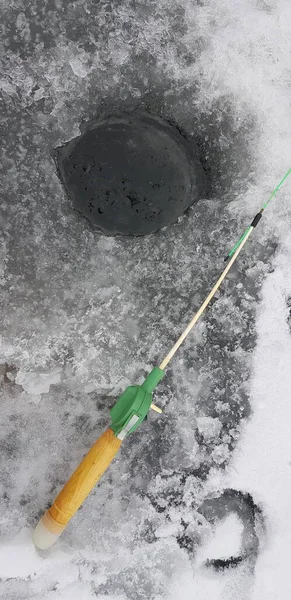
[15,368,62,395]
[69,58,89,79]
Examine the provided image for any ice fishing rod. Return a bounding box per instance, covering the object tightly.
[32,168,291,550]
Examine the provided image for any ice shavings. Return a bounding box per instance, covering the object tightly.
[196,416,222,442]
[69,57,90,79]
[15,368,62,395]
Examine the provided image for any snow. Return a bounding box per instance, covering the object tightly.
[228,244,291,599]
[164,244,291,600]
[196,416,222,442]
[0,529,70,580]
[1,0,291,598]
[195,513,243,564]
[155,521,183,539]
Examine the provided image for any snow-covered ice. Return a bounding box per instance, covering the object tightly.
[1,0,291,598]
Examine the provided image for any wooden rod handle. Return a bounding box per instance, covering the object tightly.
[33,428,121,549]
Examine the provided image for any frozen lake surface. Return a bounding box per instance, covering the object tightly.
[1,1,291,598]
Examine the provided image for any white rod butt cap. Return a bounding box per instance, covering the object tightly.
[32,514,65,550]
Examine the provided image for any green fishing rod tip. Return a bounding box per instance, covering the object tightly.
[224,227,251,261]
[224,167,291,261]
